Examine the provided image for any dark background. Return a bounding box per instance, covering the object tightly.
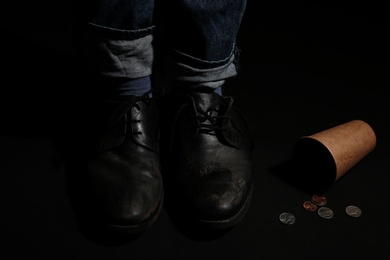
[1,1,389,259]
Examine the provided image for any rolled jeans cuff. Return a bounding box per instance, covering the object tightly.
[83,22,154,79]
[163,47,239,89]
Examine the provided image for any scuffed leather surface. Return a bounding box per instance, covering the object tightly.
[87,96,163,229]
[171,92,254,222]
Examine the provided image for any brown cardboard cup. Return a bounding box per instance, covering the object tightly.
[292,120,376,192]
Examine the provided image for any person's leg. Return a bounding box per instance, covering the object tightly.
[160,0,246,92]
[78,0,156,96]
[160,0,254,229]
[74,0,163,234]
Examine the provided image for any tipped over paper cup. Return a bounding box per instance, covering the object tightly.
[292,120,376,192]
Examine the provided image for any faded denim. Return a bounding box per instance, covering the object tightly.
[80,0,247,89]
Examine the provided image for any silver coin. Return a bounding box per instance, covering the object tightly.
[345,205,362,217]
[317,207,334,219]
[279,212,296,225]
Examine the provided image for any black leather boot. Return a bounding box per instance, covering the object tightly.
[167,90,254,229]
[86,93,164,234]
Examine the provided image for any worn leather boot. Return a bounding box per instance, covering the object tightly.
[168,90,254,229]
[86,93,164,234]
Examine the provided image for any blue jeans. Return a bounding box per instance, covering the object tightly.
[79,0,247,89]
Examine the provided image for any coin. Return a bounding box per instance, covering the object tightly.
[317,206,334,219]
[279,212,296,225]
[303,201,318,211]
[345,205,362,217]
[311,194,327,206]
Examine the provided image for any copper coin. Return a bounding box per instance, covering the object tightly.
[317,206,334,219]
[311,194,327,206]
[303,201,318,211]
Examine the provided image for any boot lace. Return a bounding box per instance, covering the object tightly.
[106,88,163,138]
[190,101,229,134]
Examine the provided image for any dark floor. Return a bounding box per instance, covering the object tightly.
[1,1,389,259]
